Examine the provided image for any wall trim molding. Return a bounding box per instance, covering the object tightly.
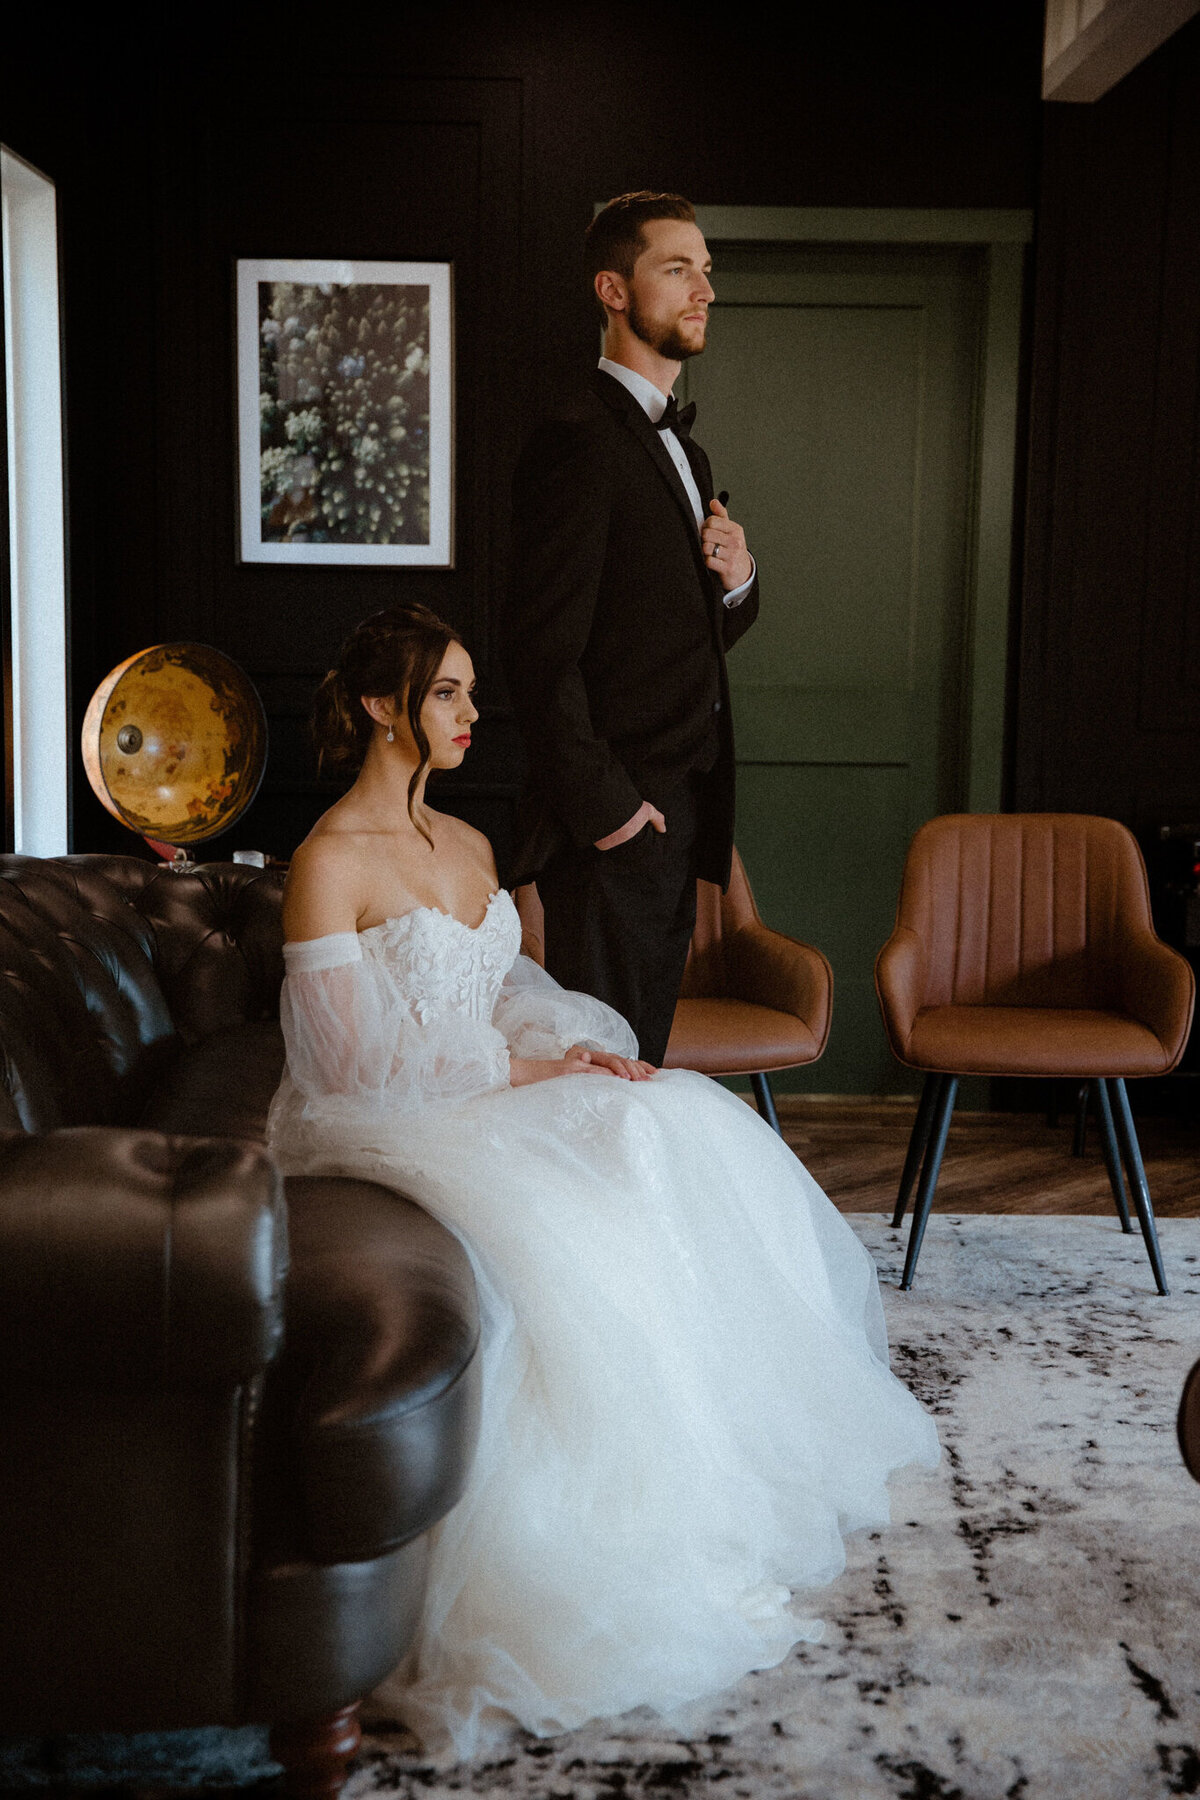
[693,206,1032,247]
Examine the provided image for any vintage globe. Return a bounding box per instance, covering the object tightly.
[81,642,267,848]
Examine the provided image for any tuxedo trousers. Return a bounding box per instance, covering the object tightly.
[537,775,701,1066]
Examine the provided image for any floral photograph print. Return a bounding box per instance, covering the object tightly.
[236,258,453,565]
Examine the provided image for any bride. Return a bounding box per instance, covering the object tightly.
[267,601,940,1760]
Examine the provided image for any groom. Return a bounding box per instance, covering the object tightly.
[503,191,759,1065]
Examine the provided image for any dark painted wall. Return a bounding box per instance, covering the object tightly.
[1016,12,1200,838]
[1015,14,1200,1061]
[4,1,1043,866]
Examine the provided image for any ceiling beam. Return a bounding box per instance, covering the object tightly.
[1043,0,1200,100]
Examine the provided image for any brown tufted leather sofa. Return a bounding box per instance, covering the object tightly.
[0,854,481,1794]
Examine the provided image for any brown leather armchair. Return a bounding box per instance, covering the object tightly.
[875,814,1195,1293]
[515,851,832,1132]
[0,854,480,1796]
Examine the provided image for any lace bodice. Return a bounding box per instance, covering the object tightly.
[358,889,521,1026]
[269,889,638,1124]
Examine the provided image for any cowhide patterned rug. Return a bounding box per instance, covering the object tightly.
[4,1215,1199,1800]
[348,1215,1200,1800]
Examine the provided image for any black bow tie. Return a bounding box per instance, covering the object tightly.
[656,396,696,440]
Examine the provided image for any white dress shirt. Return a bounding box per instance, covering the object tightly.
[598,357,755,607]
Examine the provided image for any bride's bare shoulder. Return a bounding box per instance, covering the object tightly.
[283,811,375,939]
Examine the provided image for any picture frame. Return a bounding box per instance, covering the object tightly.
[235,257,454,566]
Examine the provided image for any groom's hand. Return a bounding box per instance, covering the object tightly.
[594,800,667,851]
[702,498,752,591]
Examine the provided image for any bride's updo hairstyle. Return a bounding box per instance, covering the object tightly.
[313,602,465,841]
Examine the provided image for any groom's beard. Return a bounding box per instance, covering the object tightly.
[627,295,706,362]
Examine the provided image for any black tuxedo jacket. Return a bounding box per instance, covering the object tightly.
[503,367,758,889]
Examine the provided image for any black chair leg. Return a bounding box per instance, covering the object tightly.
[892,1073,943,1229]
[901,1076,958,1292]
[750,1071,782,1136]
[1072,1081,1089,1157]
[1095,1079,1133,1233]
[1110,1078,1168,1295]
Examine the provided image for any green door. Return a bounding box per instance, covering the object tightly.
[681,244,991,1094]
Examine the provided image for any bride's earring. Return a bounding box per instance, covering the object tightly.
[386,725,395,743]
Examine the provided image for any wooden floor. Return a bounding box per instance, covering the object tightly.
[768,1095,1200,1217]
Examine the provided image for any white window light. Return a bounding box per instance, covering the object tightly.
[2,145,69,856]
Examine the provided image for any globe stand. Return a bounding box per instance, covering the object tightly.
[143,836,198,874]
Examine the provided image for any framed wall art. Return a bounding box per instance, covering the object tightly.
[236,258,453,566]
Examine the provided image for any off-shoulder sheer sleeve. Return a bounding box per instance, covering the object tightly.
[278,933,511,1114]
[491,953,639,1061]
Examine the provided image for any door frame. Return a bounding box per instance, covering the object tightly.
[694,206,1032,812]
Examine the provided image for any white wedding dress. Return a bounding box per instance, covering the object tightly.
[267,889,940,1759]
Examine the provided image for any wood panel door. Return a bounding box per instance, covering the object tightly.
[681,244,991,1094]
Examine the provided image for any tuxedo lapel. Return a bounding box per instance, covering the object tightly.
[590,369,727,629]
[590,370,710,563]
[682,435,714,510]
[675,416,729,624]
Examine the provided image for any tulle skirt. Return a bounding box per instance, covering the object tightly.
[274,1068,940,1758]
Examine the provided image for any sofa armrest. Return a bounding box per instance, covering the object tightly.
[725,923,833,1052]
[0,1128,287,1389]
[269,1176,481,1565]
[1116,932,1196,1068]
[875,926,928,1060]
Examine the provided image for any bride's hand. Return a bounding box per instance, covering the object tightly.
[564,1045,657,1080]
[509,1046,657,1086]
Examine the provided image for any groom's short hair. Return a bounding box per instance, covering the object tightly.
[585,191,696,292]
